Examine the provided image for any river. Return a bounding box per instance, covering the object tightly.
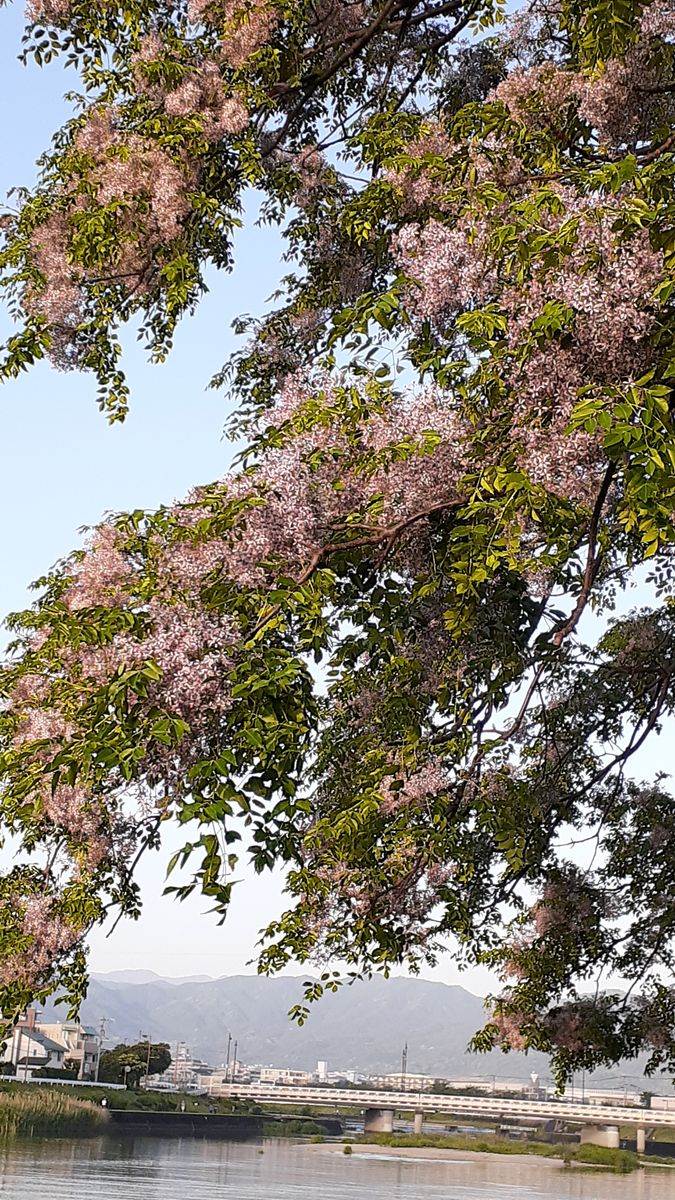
[0,1137,673,1198]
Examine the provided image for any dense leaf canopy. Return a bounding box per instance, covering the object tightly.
[1,0,675,1088]
[98,1040,171,1085]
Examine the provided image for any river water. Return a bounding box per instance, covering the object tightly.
[0,1137,673,1199]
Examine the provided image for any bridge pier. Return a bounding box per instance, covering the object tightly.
[636,1127,646,1155]
[413,1111,424,1136]
[580,1124,620,1149]
[364,1108,395,1135]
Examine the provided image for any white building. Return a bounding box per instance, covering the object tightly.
[5,1018,66,1080]
[35,1019,99,1080]
[367,1072,439,1092]
[147,1043,214,1092]
[259,1067,314,1086]
[2,1008,99,1081]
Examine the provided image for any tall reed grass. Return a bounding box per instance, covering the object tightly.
[0,1087,109,1138]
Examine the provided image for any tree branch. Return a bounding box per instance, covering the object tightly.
[551,461,616,649]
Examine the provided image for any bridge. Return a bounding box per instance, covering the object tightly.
[209,1083,675,1152]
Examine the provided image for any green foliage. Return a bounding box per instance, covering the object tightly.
[574,1145,639,1172]
[262,1118,326,1137]
[363,1132,640,1172]
[98,1042,171,1087]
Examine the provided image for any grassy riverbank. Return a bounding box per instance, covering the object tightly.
[359,1132,639,1172]
[0,1081,259,1115]
[0,1089,108,1138]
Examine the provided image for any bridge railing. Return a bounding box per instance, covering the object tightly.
[209,1083,674,1127]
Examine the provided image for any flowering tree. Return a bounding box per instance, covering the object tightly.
[2,0,675,1087]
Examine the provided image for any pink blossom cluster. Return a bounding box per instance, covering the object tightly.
[289,145,326,209]
[60,522,239,730]
[493,14,675,148]
[0,893,81,990]
[133,48,250,141]
[639,1003,673,1050]
[26,108,198,361]
[384,126,459,213]
[308,843,452,947]
[491,1008,528,1052]
[378,762,447,815]
[164,63,249,139]
[27,214,81,331]
[507,196,662,503]
[25,0,71,25]
[64,523,135,611]
[392,217,496,320]
[3,373,470,929]
[531,879,594,938]
[492,64,577,131]
[39,785,111,872]
[187,0,278,68]
[195,373,472,584]
[393,168,663,504]
[640,0,675,39]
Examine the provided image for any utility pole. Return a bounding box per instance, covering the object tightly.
[140,1031,152,1088]
[401,1042,408,1093]
[22,1027,29,1084]
[94,1017,111,1084]
[225,1033,232,1081]
[232,1040,238,1083]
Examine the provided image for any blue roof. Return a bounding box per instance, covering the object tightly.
[25,1030,65,1054]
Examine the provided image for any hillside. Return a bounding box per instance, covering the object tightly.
[78,973,531,1076]
[38,973,661,1089]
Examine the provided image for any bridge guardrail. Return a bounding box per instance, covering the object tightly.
[208,1083,675,1127]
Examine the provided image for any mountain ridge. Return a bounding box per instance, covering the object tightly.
[38,972,668,1090]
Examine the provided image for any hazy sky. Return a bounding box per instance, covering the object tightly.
[0,4,669,1000]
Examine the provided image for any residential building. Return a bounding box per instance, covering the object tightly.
[35,1019,99,1081]
[4,1011,67,1079]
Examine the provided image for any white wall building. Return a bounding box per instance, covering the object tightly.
[36,1019,99,1080]
[259,1067,314,1086]
[5,1019,66,1080]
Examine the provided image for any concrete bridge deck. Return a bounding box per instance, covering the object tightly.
[211,1082,675,1129]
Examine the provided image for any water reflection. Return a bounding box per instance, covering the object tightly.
[0,1137,672,1199]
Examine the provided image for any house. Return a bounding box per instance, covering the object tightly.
[6,1017,66,1080]
[35,1019,99,1081]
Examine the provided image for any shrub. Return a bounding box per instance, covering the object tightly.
[573,1145,638,1172]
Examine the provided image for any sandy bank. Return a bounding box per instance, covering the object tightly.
[305,1142,560,1166]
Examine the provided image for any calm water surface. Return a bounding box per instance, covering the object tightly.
[0,1137,672,1200]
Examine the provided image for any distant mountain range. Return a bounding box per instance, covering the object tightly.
[39,972,671,1092]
